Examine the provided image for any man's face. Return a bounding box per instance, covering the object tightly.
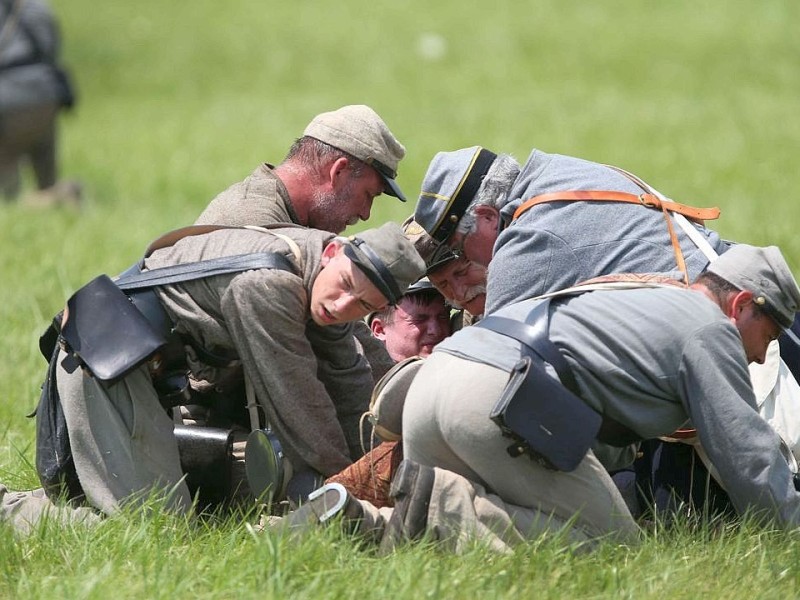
[733,301,782,364]
[310,243,389,326]
[447,205,499,267]
[372,294,452,361]
[308,165,384,234]
[428,256,488,317]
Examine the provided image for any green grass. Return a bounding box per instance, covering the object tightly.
[2,0,800,596]
[3,508,800,598]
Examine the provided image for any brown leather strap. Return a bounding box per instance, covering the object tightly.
[144,225,230,257]
[512,191,720,223]
[513,190,721,288]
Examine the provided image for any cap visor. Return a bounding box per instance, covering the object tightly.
[381,176,406,202]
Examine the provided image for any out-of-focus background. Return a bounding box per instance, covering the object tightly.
[3,0,800,484]
[1,2,800,596]
[3,0,799,481]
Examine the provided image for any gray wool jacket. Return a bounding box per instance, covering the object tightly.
[438,287,800,528]
[487,149,729,313]
[147,226,374,476]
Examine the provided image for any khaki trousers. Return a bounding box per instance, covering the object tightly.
[0,485,101,535]
[402,352,639,546]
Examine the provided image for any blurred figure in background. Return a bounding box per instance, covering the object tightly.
[0,0,80,205]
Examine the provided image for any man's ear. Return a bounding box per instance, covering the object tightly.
[727,290,754,320]
[320,239,342,267]
[326,156,350,189]
[370,317,387,340]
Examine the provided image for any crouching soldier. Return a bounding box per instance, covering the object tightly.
[279,244,800,553]
[34,221,424,518]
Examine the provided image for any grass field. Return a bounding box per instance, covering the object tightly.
[2,0,800,597]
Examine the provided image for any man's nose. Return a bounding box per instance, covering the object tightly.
[752,345,768,365]
[333,294,358,314]
[451,280,468,304]
[360,198,374,221]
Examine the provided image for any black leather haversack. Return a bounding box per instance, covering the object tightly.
[490,356,602,471]
[60,274,167,382]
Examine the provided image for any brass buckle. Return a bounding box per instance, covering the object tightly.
[638,194,660,209]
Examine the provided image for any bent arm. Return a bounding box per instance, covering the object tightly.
[221,270,352,476]
[681,323,800,527]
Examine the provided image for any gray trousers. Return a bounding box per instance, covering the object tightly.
[56,351,192,515]
[352,466,594,553]
[402,352,639,546]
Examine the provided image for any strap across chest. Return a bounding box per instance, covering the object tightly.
[511,165,721,286]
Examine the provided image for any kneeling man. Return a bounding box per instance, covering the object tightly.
[285,244,800,552]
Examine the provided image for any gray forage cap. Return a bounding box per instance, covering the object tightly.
[707,244,800,329]
[402,216,459,274]
[342,222,425,305]
[304,105,407,200]
[413,146,498,242]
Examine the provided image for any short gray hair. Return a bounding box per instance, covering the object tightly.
[456,153,520,236]
[284,136,366,177]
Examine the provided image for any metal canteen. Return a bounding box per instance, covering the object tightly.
[245,428,292,503]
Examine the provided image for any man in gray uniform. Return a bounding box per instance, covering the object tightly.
[196,104,407,234]
[284,245,800,551]
[405,218,487,321]
[44,222,424,517]
[410,145,800,517]
[412,145,728,313]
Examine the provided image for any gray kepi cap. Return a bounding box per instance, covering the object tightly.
[342,222,426,305]
[304,105,407,201]
[706,244,800,329]
[413,146,498,243]
[402,216,459,275]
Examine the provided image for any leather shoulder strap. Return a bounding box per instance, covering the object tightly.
[116,252,297,291]
[144,225,230,257]
[511,188,720,287]
[513,191,720,223]
[477,299,578,392]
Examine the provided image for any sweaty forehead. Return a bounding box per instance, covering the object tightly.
[400,291,447,310]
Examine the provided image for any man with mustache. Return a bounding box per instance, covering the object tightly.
[410,146,800,519]
[190,106,409,501]
[277,245,800,552]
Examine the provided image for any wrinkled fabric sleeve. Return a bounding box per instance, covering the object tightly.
[305,320,375,460]
[220,269,352,476]
[680,322,800,527]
